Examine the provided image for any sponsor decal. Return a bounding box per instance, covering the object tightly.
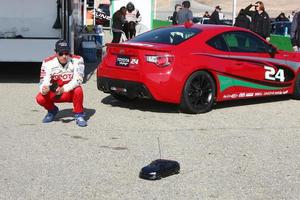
[223,94,237,99]
[52,66,60,70]
[130,58,139,65]
[231,94,238,98]
[116,56,130,66]
[239,93,246,98]
[264,66,285,82]
[116,56,139,66]
[95,12,110,20]
[52,73,73,81]
[223,90,289,99]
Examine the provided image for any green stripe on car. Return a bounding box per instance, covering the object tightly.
[218,75,285,92]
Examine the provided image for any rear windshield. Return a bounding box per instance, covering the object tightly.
[129,27,201,45]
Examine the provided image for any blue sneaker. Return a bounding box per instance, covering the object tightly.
[42,106,59,123]
[74,113,87,127]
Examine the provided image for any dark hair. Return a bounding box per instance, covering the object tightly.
[215,5,221,10]
[238,9,245,15]
[182,1,190,8]
[126,2,135,12]
[119,6,126,11]
[280,12,286,17]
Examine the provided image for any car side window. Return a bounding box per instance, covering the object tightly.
[129,27,200,45]
[206,35,229,51]
[223,31,268,53]
[170,32,184,44]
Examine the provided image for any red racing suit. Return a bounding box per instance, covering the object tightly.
[36,54,85,113]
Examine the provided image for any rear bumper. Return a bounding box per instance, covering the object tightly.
[97,77,153,99]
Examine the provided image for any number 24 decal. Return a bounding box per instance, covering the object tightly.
[264,66,285,82]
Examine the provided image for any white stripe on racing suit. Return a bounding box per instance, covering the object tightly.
[39,54,85,93]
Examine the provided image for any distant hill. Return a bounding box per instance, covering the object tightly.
[157,0,299,18]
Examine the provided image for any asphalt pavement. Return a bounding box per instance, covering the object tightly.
[0,62,300,200]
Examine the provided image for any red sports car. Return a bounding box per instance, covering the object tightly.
[97,24,300,113]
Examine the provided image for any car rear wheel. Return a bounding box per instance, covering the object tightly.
[111,92,136,102]
[293,73,300,99]
[180,71,216,114]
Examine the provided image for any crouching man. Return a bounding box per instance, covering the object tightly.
[36,40,87,127]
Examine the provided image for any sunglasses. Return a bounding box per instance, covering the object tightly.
[58,52,69,56]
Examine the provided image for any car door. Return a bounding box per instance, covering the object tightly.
[205,33,235,99]
[223,31,272,81]
[220,31,292,98]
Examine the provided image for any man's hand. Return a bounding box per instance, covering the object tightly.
[55,87,64,96]
[293,45,299,52]
[41,85,50,95]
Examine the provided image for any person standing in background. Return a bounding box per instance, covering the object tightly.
[172,4,182,25]
[234,9,250,29]
[289,11,296,22]
[111,6,127,43]
[290,11,300,51]
[176,1,193,24]
[208,6,222,25]
[275,12,289,22]
[203,11,210,18]
[244,1,271,40]
[123,2,142,39]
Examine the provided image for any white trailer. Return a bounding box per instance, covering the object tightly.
[0,0,85,62]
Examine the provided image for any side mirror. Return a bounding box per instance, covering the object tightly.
[267,44,277,56]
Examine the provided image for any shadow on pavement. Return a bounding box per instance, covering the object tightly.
[83,59,101,83]
[101,94,292,114]
[55,108,96,123]
[101,95,179,114]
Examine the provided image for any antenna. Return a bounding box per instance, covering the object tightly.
[157,137,162,159]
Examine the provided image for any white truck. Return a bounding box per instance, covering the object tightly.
[0,0,85,62]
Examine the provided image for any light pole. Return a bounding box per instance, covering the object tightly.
[83,0,87,26]
[232,0,237,25]
[154,0,157,19]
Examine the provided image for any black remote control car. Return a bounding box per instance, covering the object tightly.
[139,159,180,180]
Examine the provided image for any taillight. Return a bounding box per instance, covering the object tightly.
[146,55,174,67]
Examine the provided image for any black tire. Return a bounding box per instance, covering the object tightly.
[293,73,300,99]
[111,92,136,102]
[180,71,216,114]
